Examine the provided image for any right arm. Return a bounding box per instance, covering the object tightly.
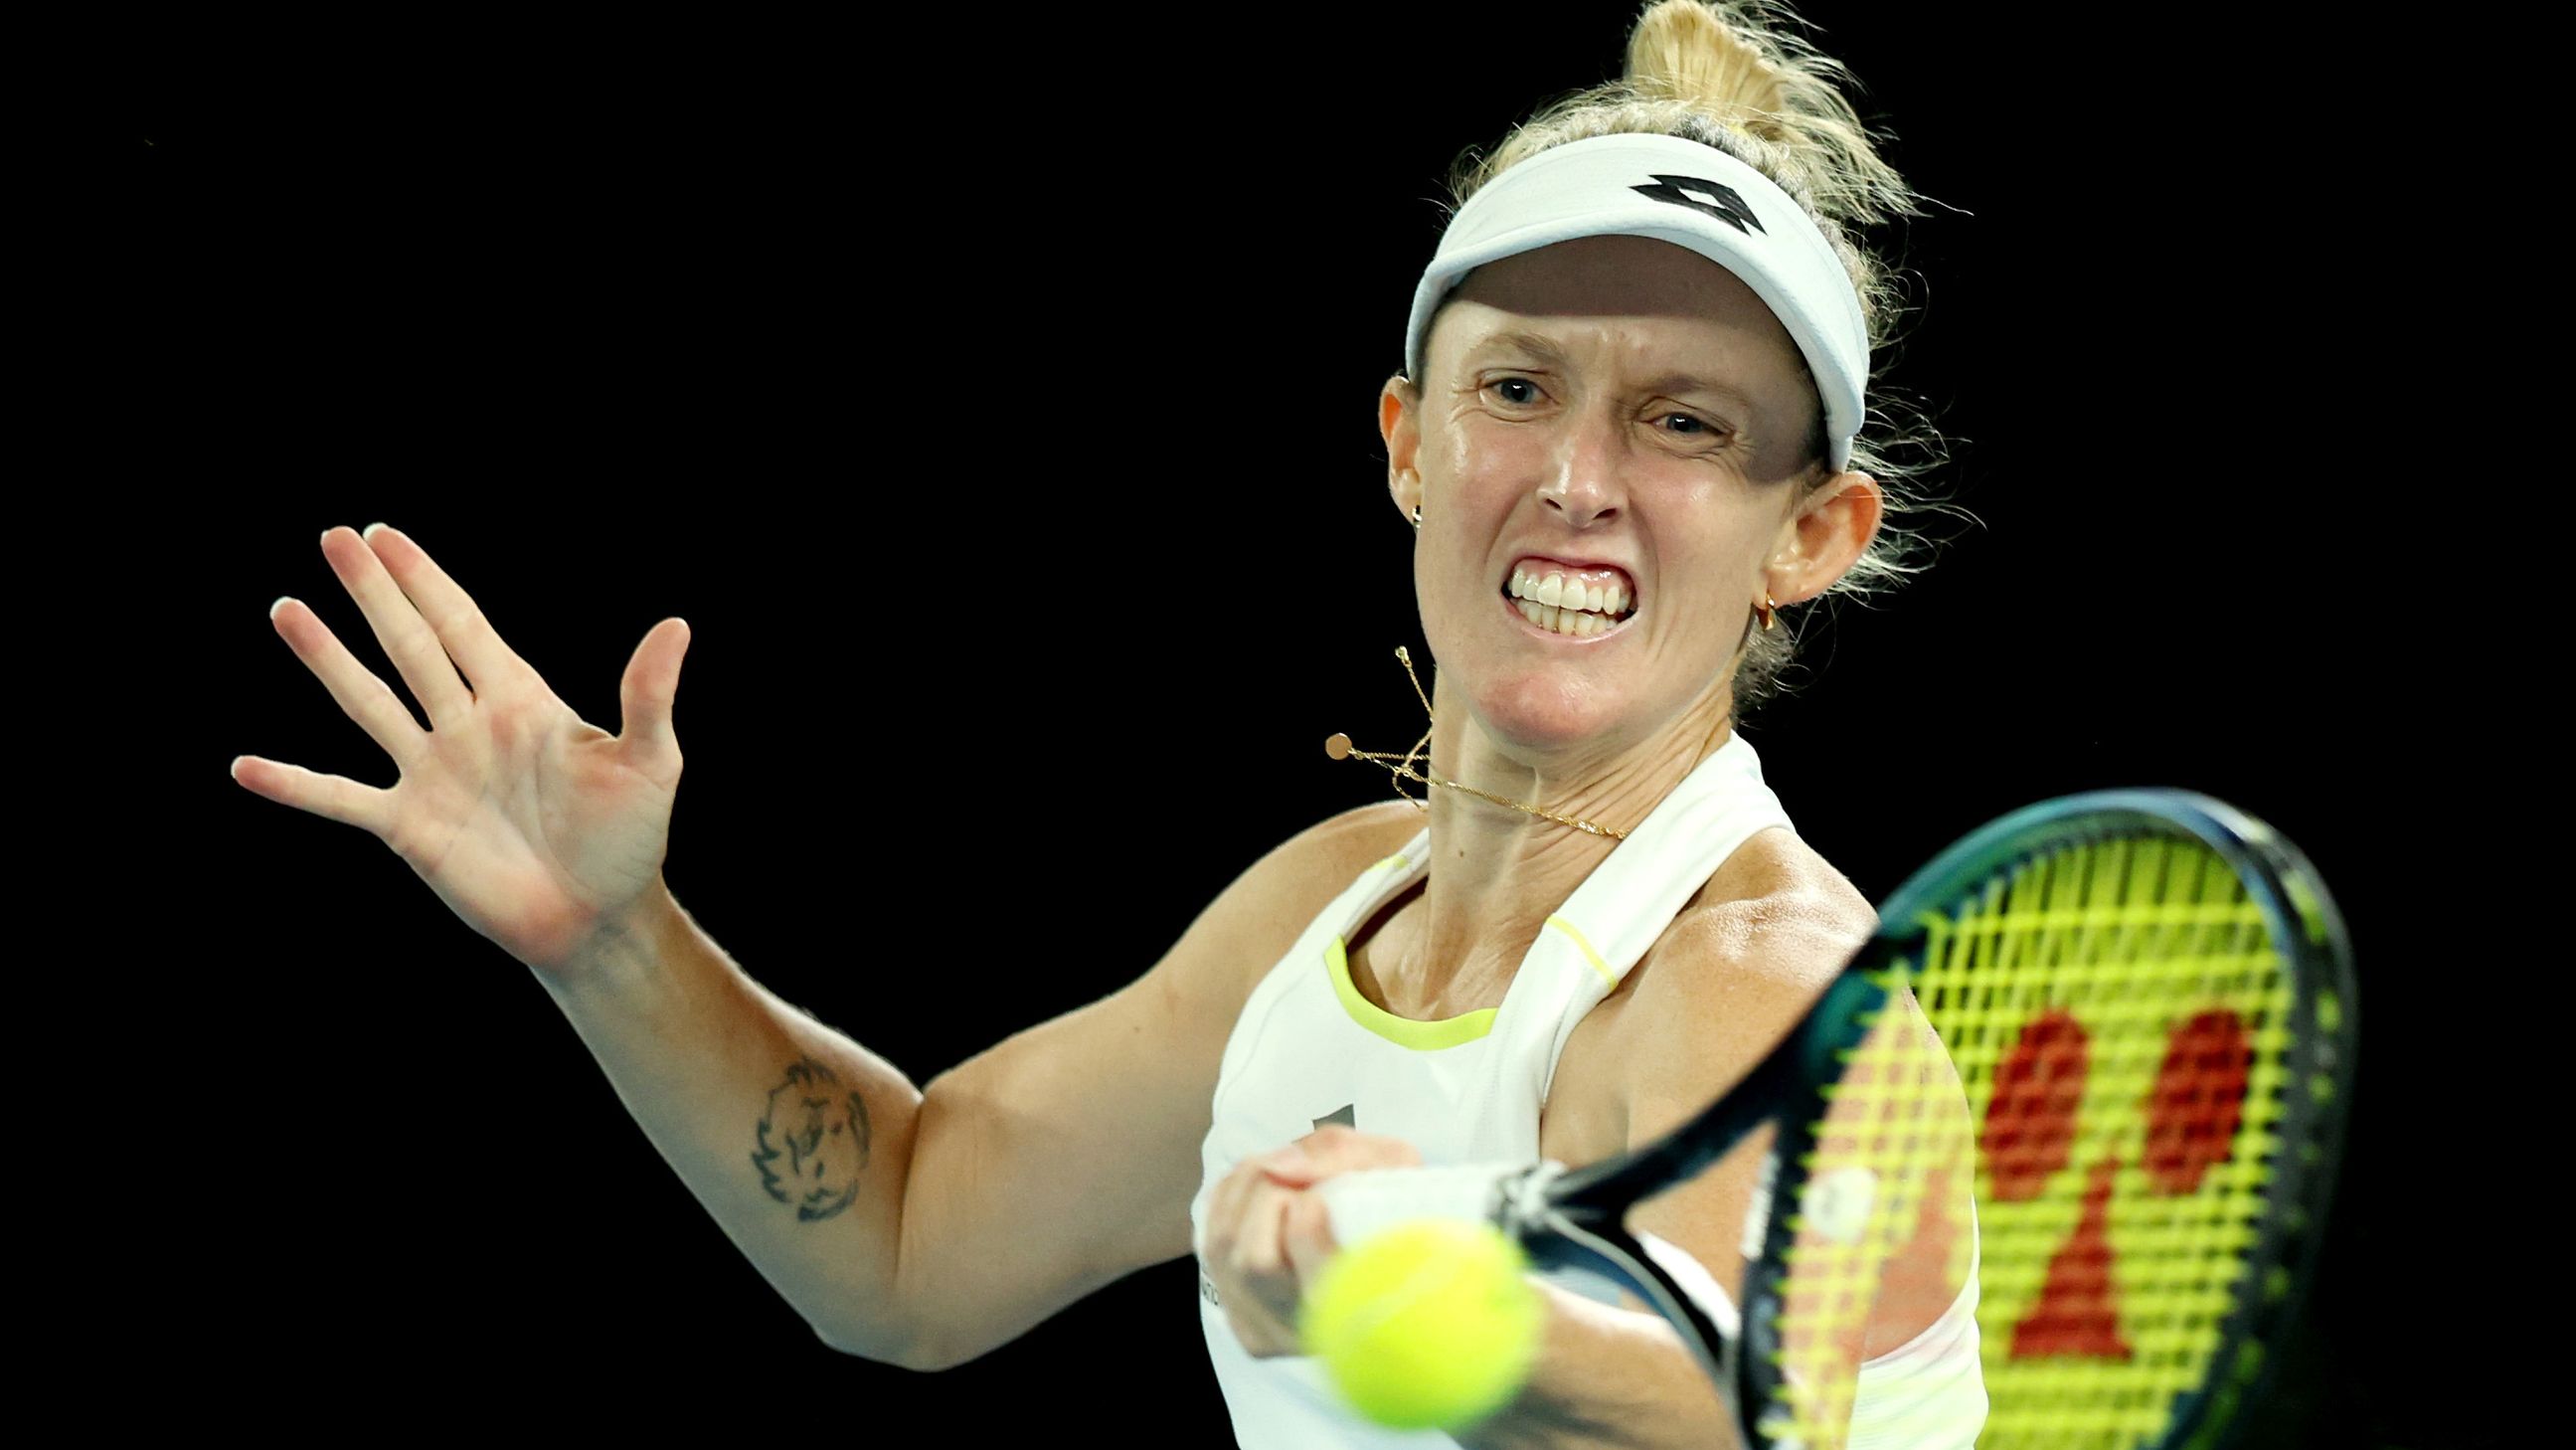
[233,520,1416,1372]
[534,882,933,1365]
[532,799,1409,1371]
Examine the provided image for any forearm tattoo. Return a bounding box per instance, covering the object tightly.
[751,1056,871,1222]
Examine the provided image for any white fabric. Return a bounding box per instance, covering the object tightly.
[1190,735,1984,1446]
[1846,1228,1986,1450]
[1548,1225,1986,1450]
[1404,132,1870,472]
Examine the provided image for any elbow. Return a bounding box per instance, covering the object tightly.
[813,1318,947,1373]
[818,1308,999,1380]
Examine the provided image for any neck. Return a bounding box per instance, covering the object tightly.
[1406,670,1738,1005]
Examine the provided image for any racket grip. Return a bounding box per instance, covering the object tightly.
[1315,1162,1525,1247]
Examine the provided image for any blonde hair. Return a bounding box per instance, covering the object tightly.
[1431,0,1957,718]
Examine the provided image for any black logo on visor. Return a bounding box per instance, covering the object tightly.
[1631,174,1765,236]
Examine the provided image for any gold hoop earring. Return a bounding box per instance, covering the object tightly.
[1755,595,1778,632]
[1410,504,1423,528]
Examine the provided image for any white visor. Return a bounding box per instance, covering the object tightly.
[1403,132,1868,472]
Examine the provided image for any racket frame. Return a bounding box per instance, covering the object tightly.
[1494,789,2357,1450]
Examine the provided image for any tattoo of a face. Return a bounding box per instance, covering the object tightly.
[752,1057,871,1222]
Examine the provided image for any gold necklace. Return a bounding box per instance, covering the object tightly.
[1324,646,1631,841]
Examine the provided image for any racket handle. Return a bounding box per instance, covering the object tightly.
[1315,1162,1527,1247]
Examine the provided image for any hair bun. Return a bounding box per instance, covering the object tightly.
[1625,0,1785,139]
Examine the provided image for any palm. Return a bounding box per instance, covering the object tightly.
[390,685,676,970]
[236,525,692,975]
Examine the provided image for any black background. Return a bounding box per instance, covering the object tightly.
[111,2,2474,1444]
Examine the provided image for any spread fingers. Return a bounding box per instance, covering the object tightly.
[358,524,536,698]
[268,594,429,768]
[319,526,473,729]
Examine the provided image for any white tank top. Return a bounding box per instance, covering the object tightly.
[1187,733,1986,1447]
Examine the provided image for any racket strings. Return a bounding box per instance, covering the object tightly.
[1952,836,2290,1447]
[1756,831,2298,1450]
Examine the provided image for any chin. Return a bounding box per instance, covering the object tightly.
[1470,669,1627,755]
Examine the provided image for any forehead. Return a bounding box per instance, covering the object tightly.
[1435,234,1807,389]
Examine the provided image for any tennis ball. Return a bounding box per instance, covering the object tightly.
[1301,1218,1546,1431]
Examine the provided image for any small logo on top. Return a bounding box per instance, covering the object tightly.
[1632,173,1765,236]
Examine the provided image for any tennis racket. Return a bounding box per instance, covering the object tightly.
[1315,789,2356,1449]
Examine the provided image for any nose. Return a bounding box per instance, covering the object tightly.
[1537,407,1625,528]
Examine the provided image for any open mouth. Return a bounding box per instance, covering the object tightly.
[1502,562,1637,639]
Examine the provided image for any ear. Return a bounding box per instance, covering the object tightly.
[1766,470,1884,608]
[1379,373,1423,524]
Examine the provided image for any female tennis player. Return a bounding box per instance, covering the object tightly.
[228,2,1975,1444]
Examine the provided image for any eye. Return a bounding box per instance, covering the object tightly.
[1653,410,1737,450]
[1488,377,1543,406]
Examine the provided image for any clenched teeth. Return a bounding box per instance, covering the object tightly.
[1507,566,1636,637]
[1515,598,1620,636]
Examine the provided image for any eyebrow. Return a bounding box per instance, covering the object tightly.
[1462,329,1577,368]
[1462,329,1758,409]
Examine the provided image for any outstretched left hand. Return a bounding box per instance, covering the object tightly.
[1200,1124,1427,1358]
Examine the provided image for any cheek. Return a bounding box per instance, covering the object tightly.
[1431,416,1541,493]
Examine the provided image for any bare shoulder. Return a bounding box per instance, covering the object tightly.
[1620,828,1880,1104]
[1602,829,1975,1358]
[1673,827,1874,982]
[1186,799,1427,1005]
[1280,798,1427,874]
[1595,829,1886,1315]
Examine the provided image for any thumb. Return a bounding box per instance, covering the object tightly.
[1258,1145,1323,1186]
[618,617,689,776]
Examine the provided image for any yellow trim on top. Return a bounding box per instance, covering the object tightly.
[1545,915,1619,990]
[1326,937,1497,1050]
